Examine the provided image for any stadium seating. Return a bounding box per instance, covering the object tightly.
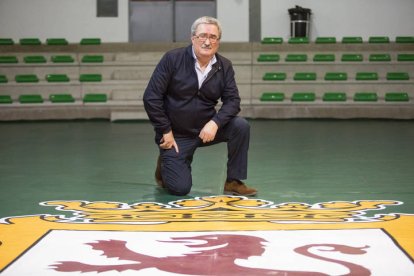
[294,72,317,81]
[51,55,75,63]
[0,75,8,83]
[261,37,283,44]
[24,56,47,63]
[19,94,43,103]
[313,54,335,62]
[0,38,14,45]
[263,73,286,81]
[49,94,75,103]
[369,36,390,43]
[260,92,285,101]
[324,72,347,81]
[46,38,68,45]
[369,54,391,62]
[285,54,307,62]
[354,92,378,101]
[0,35,412,121]
[83,93,107,103]
[79,74,102,82]
[15,75,39,83]
[291,92,316,102]
[81,55,104,63]
[342,37,363,43]
[46,74,70,82]
[80,38,101,45]
[315,37,336,44]
[0,95,12,104]
[323,92,347,101]
[19,38,41,45]
[257,54,279,62]
[385,92,409,102]
[0,56,18,63]
[342,54,363,62]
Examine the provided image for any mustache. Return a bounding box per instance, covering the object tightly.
[201,45,212,49]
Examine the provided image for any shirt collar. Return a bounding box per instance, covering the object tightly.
[192,46,217,65]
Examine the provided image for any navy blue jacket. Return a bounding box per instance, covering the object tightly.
[143,45,241,139]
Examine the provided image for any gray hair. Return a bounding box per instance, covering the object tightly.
[191,16,222,39]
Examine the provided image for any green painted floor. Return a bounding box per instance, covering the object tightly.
[1,119,413,218]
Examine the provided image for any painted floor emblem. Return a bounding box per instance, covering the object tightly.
[1,196,413,275]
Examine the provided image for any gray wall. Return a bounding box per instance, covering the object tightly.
[0,0,412,43]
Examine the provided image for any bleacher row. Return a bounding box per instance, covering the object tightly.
[0,36,413,120]
[2,36,414,45]
[0,38,101,46]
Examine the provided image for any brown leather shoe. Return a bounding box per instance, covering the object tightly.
[155,155,164,188]
[224,180,257,196]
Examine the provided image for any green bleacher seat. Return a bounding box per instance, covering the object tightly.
[342,37,363,43]
[313,54,335,62]
[80,38,101,45]
[257,54,280,62]
[324,72,347,81]
[291,92,315,102]
[369,36,390,43]
[0,38,14,45]
[323,92,347,102]
[396,36,414,43]
[397,54,414,62]
[260,92,285,101]
[285,54,307,62]
[79,74,102,82]
[386,72,409,80]
[315,37,336,44]
[81,55,104,63]
[18,94,43,103]
[294,72,317,81]
[19,38,42,45]
[0,95,13,104]
[46,38,68,45]
[51,55,75,63]
[262,72,286,81]
[288,37,309,44]
[356,72,378,81]
[354,92,378,102]
[385,92,409,102]
[83,93,107,103]
[46,74,70,82]
[369,54,391,62]
[24,56,47,63]
[15,74,39,83]
[0,56,18,63]
[341,54,363,62]
[0,75,8,83]
[261,37,283,44]
[49,94,75,103]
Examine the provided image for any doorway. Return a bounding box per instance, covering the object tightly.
[129,0,216,42]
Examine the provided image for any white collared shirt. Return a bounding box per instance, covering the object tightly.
[192,46,217,88]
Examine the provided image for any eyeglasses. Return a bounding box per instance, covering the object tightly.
[194,33,220,43]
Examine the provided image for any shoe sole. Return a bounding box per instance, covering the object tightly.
[224,190,257,196]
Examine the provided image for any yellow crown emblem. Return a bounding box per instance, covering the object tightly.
[41,195,401,224]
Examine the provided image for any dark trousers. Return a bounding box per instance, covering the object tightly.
[159,116,250,196]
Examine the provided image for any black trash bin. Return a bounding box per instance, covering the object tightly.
[288,5,312,38]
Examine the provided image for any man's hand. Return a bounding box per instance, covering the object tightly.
[199,120,218,143]
[160,131,179,153]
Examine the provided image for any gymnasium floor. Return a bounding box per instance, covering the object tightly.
[1,119,414,275]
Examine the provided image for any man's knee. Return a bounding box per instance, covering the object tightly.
[165,181,192,196]
[232,117,250,135]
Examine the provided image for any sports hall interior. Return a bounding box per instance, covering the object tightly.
[0,2,414,274]
[0,0,414,276]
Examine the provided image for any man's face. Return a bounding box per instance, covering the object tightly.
[191,23,220,60]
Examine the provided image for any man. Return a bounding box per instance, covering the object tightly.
[143,16,256,196]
